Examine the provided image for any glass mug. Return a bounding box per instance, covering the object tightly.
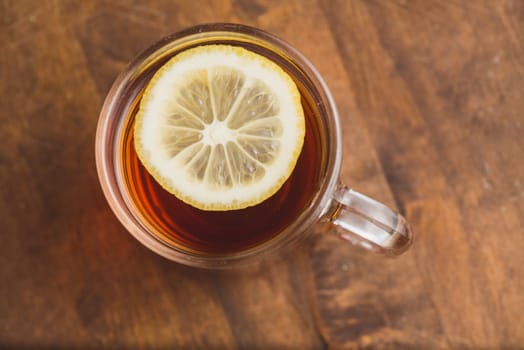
[95,23,413,268]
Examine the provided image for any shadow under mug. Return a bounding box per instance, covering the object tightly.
[95,23,413,268]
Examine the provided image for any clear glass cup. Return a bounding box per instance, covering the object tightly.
[95,23,413,268]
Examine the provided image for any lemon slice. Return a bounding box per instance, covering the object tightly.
[134,44,305,211]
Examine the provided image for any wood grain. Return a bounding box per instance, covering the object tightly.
[1,0,523,349]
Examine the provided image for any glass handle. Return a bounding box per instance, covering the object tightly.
[324,183,413,256]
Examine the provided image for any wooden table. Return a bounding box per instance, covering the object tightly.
[2,1,523,348]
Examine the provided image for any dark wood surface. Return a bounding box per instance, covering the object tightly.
[2,1,523,349]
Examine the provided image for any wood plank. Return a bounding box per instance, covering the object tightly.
[0,1,325,348]
[321,0,524,348]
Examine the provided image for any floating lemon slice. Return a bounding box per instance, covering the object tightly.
[134,45,305,211]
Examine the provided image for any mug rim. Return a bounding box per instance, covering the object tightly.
[95,23,342,268]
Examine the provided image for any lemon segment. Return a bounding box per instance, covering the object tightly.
[134,45,305,211]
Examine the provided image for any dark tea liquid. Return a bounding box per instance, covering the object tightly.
[119,54,326,255]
